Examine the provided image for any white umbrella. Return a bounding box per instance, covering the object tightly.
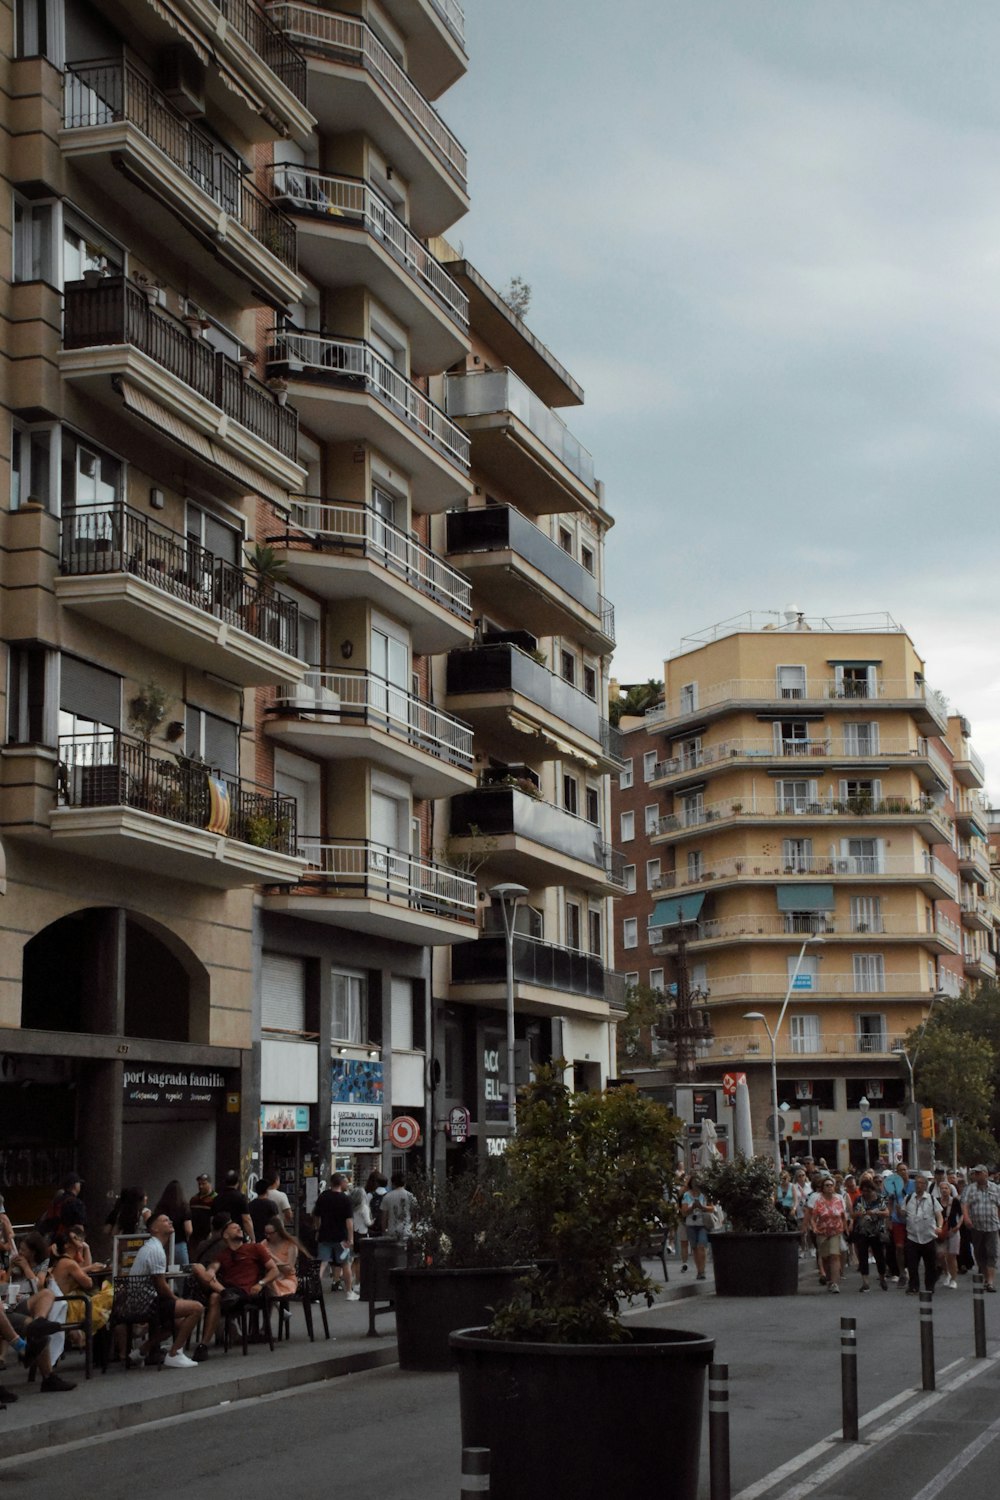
[696,1116,721,1170]
[733,1078,754,1158]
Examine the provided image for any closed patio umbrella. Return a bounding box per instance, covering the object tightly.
[733,1077,754,1158]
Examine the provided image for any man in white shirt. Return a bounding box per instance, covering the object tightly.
[380,1173,417,1241]
[903,1173,942,1295]
[129,1213,206,1367]
[265,1169,293,1226]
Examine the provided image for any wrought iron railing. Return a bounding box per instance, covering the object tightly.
[209,0,309,102]
[271,669,473,768]
[294,839,475,919]
[63,59,297,271]
[60,505,299,656]
[58,731,298,854]
[63,277,298,461]
[268,329,468,468]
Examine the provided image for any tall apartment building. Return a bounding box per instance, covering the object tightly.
[613,611,995,1169]
[0,0,619,1220]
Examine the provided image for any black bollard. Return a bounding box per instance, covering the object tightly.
[840,1317,859,1441]
[709,1362,731,1500]
[460,1447,490,1498]
[919,1290,935,1391]
[973,1272,987,1359]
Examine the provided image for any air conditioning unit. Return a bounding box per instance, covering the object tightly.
[159,47,207,118]
[835,858,851,873]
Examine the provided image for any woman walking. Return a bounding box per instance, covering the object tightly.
[810,1176,849,1293]
[679,1174,715,1282]
[936,1179,962,1289]
[851,1175,890,1291]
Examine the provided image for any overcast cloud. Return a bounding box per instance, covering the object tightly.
[445,2,1000,795]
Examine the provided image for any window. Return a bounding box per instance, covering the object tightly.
[581,544,595,574]
[787,954,819,992]
[680,790,704,827]
[59,654,121,737]
[649,967,664,992]
[686,849,703,880]
[588,908,602,958]
[679,682,698,713]
[585,785,600,825]
[782,837,813,872]
[624,972,639,989]
[843,838,881,874]
[185,706,239,775]
[13,197,56,283]
[187,503,241,566]
[620,810,634,841]
[836,664,876,700]
[843,721,879,755]
[851,896,882,933]
[644,804,659,835]
[331,969,367,1044]
[784,911,823,935]
[646,858,661,889]
[619,759,634,790]
[679,735,702,770]
[853,953,885,993]
[16,0,64,62]
[623,917,638,950]
[558,525,573,555]
[790,1015,821,1054]
[841,778,880,808]
[775,719,810,754]
[776,779,816,813]
[643,750,657,783]
[7,644,55,744]
[62,216,122,285]
[391,976,414,1051]
[776,665,806,699]
[583,664,597,700]
[261,952,307,1034]
[623,864,637,893]
[62,433,122,519]
[11,421,58,511]
[560,649,575,686]
[565,900,582,950]
[856,1012,887,1052]
[563,774,578,816]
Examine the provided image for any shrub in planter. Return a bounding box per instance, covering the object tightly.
[701,1153,800,1297]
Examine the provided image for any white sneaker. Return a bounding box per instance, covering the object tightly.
[947,1277,958,1289]
[163,1351,198,1369]
[345,1290,360,1301]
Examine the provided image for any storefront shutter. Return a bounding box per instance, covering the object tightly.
[262,952,306,1034]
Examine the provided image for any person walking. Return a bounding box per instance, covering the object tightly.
[679,1174,714,1282]
[851,1175,890,1291]
[809,1176,849,1293]
[936,1179,962,1289]
[961,1164,1000,1291]
[903,1172,942,1294]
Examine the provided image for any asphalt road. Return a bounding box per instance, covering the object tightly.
[3,1271,1000,1500]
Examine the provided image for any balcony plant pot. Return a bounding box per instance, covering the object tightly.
[708,1230,800,1296]
[390,1265,523,1371]
[450,1324,714,1500]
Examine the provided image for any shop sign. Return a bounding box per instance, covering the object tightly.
[331,1059,384,1105]
[261,1104,310,1133]
[447,1105,471,1142]
[485,1137,508,1157]
[482,1033,508,1123]
[331,1106,381,1151]
[122,1066,226,1106]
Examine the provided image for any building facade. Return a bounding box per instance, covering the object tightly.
[613,611,996,1170]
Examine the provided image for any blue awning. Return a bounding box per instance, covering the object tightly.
[650,893,706,928]
[776,884,834,912]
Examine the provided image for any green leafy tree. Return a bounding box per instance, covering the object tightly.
[618,981,670,1067]
[907,1016,994,1154]
[609,679,663,727]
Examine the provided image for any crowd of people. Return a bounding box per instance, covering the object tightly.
[0,1165,416,1406]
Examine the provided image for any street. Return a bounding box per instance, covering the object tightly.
[3,1272,1000,1500]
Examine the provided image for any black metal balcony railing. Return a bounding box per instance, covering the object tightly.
[64,60,297,272]
[63,277,298,462]
[58,731,298,855]
[451,934,614,1003]
[445,506,615,641]
[60,505,299,656]
[210,0,309,103]
[600,718,625,765]
[446,644,601,744]
[450,786,625,886]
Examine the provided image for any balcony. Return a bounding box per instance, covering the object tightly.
[953,744,986,789]
[265,3,468,234]
[449,786,625,893]
[446,370,599,517]
[450,934,618,1017]
[957,840,991,884]
[206,0,313,132]
[671,911,962,955]
[266,669,474,798]
[445,506,614,653]
[446,643,612,769]
[651,678,949,736]
[262,838,476,944]
[61,278,302,496]
[653,852,959,902]
[268,166,468,370]
[51,731,304,888]
[699,1032,910,1064]
[268,499,472,653]
[651,736,951,792]
[955,794,990,838]
[964,944,997,980]
[56,505,304,687]
[960,894,993,932]
[705,972,933,1000]
[266,331,469,510]
[61,60,303,310]
[377,0,467,95]
[653,794,952,846]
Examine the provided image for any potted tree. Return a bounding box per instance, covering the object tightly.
[449,1067,713,1500]
[701,1153,800,1296]
[390,1162,536,1371]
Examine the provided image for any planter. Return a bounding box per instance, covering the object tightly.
[450,1325,713,1500]
[709,1230,800,1296]
[390,1266,523,1371]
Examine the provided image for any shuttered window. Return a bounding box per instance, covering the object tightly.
[262,952,306,1034]
[60,654,121,727]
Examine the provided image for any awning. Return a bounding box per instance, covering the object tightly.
[146,0,212,64]
[776,883,834,911]
[650,893,705,928]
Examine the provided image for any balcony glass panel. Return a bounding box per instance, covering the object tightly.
[451,934,611,1000]
[446,643,600,743]
[450,786,624,884]
[446,369,595,491]
[446,506,610,628]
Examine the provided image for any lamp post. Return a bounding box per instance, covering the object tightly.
[859,1095,871,1172]
[893,989,944,1169]
[490,882,528,1136]
[744,934,825,1173]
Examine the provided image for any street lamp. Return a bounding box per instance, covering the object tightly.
[893,989,945,1169]
[859,1095,870,1172]
[490,882,528,1136]
[743,934,825,1172]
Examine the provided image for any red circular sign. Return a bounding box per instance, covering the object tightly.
[388,1115,420,1150]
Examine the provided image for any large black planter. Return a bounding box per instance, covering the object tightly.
[709,1230,800,1296]
[450,1325,714,1500]
[390,1266,523,1371]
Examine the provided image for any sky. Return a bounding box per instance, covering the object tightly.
[444,1,1000,799]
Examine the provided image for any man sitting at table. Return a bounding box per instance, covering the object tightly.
[129,1212,204,1368]
[215,1219,279,1323]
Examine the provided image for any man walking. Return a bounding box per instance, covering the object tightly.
[313,1174,356,1298]
[961,1164,1000,1291]
[902,1172,942,1294]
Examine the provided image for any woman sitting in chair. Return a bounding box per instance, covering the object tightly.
[261,1217,309,1298]
[51,1230,113,1342]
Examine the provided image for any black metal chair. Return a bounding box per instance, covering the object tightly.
[102,1275,161,1372]
[221,1289,275,1355]
[276,1259,330,1343]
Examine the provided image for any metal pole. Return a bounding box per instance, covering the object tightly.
[973,1272,987,1358]
[919,1290,935,1391]
[840,1317,859,1442]
[504,906,516,1137]
[461,1447,490,1498]
[709,1363,731,1500]
[768,1026,780,1174]
[907,1055,918,1169]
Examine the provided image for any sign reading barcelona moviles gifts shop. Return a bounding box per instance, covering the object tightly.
[123,1066,226,1106]
[330,1059,384,1152]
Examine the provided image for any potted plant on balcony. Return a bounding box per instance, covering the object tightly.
[701,1153,800,1297]
[390,1161,537,1372]
[449,1068,713,1500]
[244,543,287,643]
[128,680,171,744]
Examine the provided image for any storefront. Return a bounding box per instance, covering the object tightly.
[121,1061,236,1199]
[260,1102,319,1224]
[331,1058,384,1182]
